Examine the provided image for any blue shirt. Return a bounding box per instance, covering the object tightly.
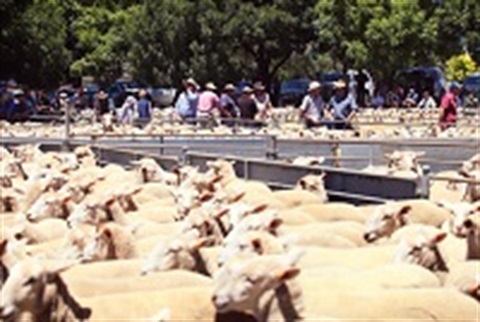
[137,98,151,119]
[329,93,357,120]
[175,90,198,118]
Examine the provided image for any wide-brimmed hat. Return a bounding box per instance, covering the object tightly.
[253,82,265,91]
[12,89,24,97]
[205,82,217,91]
[97,91,108,99]
[334,80,347,89]
[308,81,321,92]
[242,86,253,94]
[186,78,198,87]
[224,84,235,92]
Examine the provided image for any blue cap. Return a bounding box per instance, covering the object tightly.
[450,81,461,90]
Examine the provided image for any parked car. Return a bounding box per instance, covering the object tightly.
[108,80,143,107]
[463,72,480,100]
[396,66,446,102]
[319,71,344,101]
[278,78,310,107]
[148,87,177,107]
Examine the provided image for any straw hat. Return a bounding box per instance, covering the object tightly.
[205,82,217,91]
[334,80,347,89]
[253,82,265,91]
[186,78,198,88]
[308,81,321,92]
[242,86,253,94]
[224,84,236,92]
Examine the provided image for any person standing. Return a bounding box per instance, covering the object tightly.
[328,80,358,130]
[439,82,460,131]
[175,78,199,122]
[220,84,239,118]
[94,90,110,118]
[299,81,330,128]
[137,89,152,121]
[417,91,437,109]
[197,82,221,126]
[237,86,257,121]
[118,95,137,125]
[252,82,273,121]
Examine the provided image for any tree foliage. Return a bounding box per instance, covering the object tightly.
[445,53,478,81]
[0,0,478,89]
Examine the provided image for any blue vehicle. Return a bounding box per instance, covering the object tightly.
[278,78,310,107]
[396,67,446,102]
[108,80,143,107]
[463,73,480,100]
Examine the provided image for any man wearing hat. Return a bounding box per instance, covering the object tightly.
[175,78,199,123]
[197,82,222,120]
[328,80,358,130]
[252,82,273,121]
[299,81,330,128]
[237,86,257,121]
[439,82,460,131]
[220,84,239,119]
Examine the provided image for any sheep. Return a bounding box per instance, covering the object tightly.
[25,192,74,222]
[293,173,328,203]
[81,222,138,262]
[363,200,451,243]
[8,218,68,245]
[436,201,480,235]
[455,212,480,260]
[290,156,325,167]
[212,250,305,321]
[444,261,480,301]
[141,231,215,275]
[363,150,425,179]
[459,169,480,202]
[130,158,177,185]
[0,258,91,321]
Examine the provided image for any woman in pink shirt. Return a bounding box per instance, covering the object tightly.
[439,82,460,131]
[197,82,223,127]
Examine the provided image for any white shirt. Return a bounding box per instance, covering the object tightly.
[300,94,324,123]
[417,96,437,109]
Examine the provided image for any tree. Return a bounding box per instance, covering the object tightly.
[0,0,72,88]
[445,53,478,81]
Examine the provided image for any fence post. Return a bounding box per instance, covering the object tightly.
[331,142,341,168]
[417,165,431,199]
[266,135,278,160]
[159,135,164,155]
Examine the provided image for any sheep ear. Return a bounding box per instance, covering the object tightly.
[104,196,116,207]
[269,218,283,230]
[251,238,263,254]
[199,193,214,203]
[415,151,426,157]
[430,232,447,245]
[319,171,326,179]
[298,179,306,189]
[384,153,392,159]
[251,204,268,214]
[101,228,113,239]
[0,239,8,257]
[275,267,300,282]
[130,160,141,166]
[214,208,229,220]
[230,191,245,203]
[397,205,412,217]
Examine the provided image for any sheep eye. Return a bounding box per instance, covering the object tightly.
[464,219,474,228]
[14,232,23,240]
[245,276,256,284]
[382,215,392,221]
[23,277,36,286]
